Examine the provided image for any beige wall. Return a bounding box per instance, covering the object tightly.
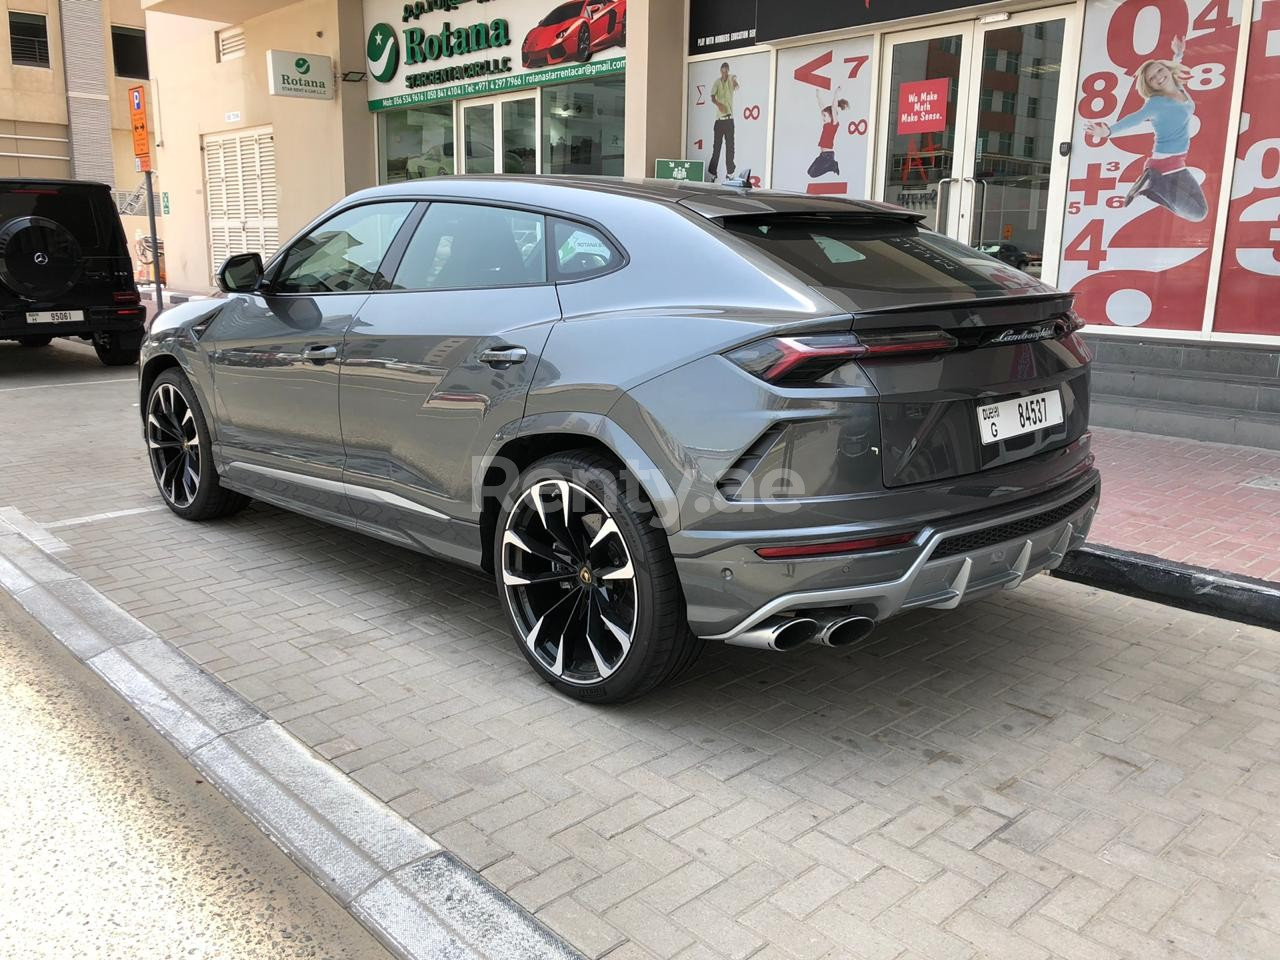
[0,0,71,175]
[146,0,374,292]
[622,0,684,179]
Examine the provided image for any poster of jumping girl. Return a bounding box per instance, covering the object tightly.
[807,88,851,179]
[1084,36,1208,222]
[1057,0,1242,334]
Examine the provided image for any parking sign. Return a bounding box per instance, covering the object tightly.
[129,85,149,159]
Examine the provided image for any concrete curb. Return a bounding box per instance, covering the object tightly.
[1053,544,1280,632]
[0,515,584,960]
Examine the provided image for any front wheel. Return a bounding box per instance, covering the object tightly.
[575,25,591,62]
[146,368,249,521]
[495,451,702,703]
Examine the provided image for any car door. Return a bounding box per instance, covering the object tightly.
[339,201,561,561]
[205,200,416,522]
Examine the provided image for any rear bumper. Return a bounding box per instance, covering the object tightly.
[679,469,1100,639]
[1,306,145,340]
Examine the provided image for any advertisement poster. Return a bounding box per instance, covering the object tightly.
[896,77,949,135]
[1059,0,1241,330]
[364,0,626,110]
[772,38,875,196]
[686,53,771,184]
[1215,0,1280,336]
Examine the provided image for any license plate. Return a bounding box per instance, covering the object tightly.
[26,310,83,325]
[976,389,1064,445]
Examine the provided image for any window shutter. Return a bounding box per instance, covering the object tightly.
[202,126,277,278]
[216,27,245,62]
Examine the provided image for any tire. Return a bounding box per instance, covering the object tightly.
[145,368,249,521]
[495,451,702,703]
[0,216,83,299]
[575,25,591,62]
[94,337,141,366]
[17,335,52,347]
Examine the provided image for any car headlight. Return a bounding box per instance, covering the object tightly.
[556,27,569,38]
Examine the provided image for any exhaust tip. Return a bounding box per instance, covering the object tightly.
[773,617,819,651]
[821,615,876,648]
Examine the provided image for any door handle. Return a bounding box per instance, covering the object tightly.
[480,345,527,368]
[302,344,338,364]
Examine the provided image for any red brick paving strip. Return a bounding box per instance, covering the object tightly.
[1089,427,1280,583]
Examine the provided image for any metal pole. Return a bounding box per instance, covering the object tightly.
[144,167,163,311]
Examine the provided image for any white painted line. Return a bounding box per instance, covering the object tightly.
[45,505,168,529]
[0,506,69,553]
[0,377,135,392]
[0,507,586,960]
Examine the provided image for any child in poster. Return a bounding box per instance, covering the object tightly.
[1084,36,1208,222]
[806,88,851,179]
[708,63,739,181]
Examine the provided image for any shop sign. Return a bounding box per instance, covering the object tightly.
[1058,0,1242,333]
[363,0,627,111]
[654,159,705,181]
[267,50,334,99]
[687,0,995,53]
[895,78,948,135]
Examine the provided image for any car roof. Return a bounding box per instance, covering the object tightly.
[0,177,112,191]
[345,175,926,222]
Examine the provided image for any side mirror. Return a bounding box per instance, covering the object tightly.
[217,252,264,293]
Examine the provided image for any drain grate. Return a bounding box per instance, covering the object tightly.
[1243,476,1280,492]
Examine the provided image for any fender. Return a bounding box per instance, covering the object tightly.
[478,411,684,535]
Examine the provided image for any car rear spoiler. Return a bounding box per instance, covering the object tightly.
[677,193,927,223]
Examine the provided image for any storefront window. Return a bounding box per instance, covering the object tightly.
[541,76,625,175]
[377,103,455,184]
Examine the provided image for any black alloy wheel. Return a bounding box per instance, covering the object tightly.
[502,477,637,684]
[575,25,591,62]
[496,452,703,703]
[146,369,249,521]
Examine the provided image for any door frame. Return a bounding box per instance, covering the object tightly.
[456,90,542,175]
[873,4,1082,284]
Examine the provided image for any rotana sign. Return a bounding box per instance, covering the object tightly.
[266,49,334,99]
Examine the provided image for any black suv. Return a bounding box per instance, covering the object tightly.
[0,179,144,365]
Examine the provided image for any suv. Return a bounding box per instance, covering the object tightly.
[140,177,1098,703]
[0,179,144,365]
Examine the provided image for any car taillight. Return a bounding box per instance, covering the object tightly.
[726,329,958,385]
[756,531,917,559]
[114,290,141,304]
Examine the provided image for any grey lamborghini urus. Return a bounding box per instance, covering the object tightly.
[140,177,1099,702]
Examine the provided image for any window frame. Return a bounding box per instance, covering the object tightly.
[372,199,628,294]
[548,217,623,282]
[263,200,421,297]
[385,200,552,293]
[9,12,50,69]
[110,24,149,80]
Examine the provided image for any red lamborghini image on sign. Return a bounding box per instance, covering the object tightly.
[522,0,626,69]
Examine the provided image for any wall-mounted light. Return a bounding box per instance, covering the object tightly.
[342,71,367,82]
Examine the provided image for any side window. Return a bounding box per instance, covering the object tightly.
[273,202,414,294]
[551,219,618,280]
[392,203,546,290]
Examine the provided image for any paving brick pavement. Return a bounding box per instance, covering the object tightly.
[1090,427,1280,583]
[4,339,1280,960]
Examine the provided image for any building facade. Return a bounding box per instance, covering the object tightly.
[0,0,158,267]
[142,0,1278,447]
[141,0,682,294]
[684,0,1280,447]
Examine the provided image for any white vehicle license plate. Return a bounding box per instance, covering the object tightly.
[26,310,83,325]
[976,389,1063,445]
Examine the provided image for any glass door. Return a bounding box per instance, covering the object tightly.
[878,8,1078,283]
[459,94,540,175]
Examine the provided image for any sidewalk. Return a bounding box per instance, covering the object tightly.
[1089,426,1280,583]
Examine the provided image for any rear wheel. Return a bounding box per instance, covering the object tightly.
[17,335,52,347]
[94,334,141,367]
[146,368,249,521]
[496,451,702,703]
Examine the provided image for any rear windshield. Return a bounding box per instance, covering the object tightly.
[0,186,104,249]
[721,215,1042,306]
